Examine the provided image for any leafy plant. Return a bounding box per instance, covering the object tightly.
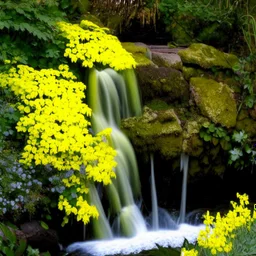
[199,122,231,150]
[233,54,256,110]
[0,222,43,256]
[228,130,256,169]
[0,0,66,69]
[200,123,255,170]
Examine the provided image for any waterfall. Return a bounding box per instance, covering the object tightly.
[178,153,189,224]
[87,68,147,238]
[66,68,204,256]
[150,153,159,230]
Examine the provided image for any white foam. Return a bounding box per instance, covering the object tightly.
[66,224,204,256]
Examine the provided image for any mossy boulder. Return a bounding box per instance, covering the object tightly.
[136,66,189,104]
[190,78,237,127]
[121,107,183,158]
[178,43,239,69]
[121,42,154,66]
[182,66,241,92]
[152,52,183,70]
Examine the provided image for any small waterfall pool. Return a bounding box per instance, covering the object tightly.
[66,68,204,255]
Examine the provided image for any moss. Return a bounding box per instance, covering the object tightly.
[178,43,239,69]
[121,42,153,66]
[190,77,237,127]
[121,107,183,158]
[182,66,206,80]
[182,117,207,157]
[189,159,201,176]
[146,99,171,111]
[136,66,189,104]
[236,109,256,136]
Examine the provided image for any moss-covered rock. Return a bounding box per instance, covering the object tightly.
[121,107,183,158]
[121,42,154,66]
[236,109,256,136]
[182,66,241,92]
[178,43,239,69]
[182,119,206,157]
[182,66,206,81]
[190,77,237,127]
[136,66,189,104]
[152,52,183,70]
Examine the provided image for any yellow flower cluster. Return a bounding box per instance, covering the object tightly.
[183,193,256,256]
[181,248,198,256]
[58,195,99,226]
[0,64,117,224]
[198,193,255,255]
[57,20,137,71]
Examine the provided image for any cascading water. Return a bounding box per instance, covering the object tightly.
[150,153,159,230]
[179,153,189,224]
[87,68,147,238]
[66,68,204,255]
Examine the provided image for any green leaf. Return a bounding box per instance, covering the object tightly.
[14,239,27,256]
[2,246,15,256]
[208,124,215,133]
[40,221,49,230]
[0,223,16,244]
[232,131,247,143]
[203,133,212,142]
[230,148,243,161]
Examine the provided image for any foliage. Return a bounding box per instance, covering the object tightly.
[233,54,256,110]
[0,222,48,256]
[228,130,256,169]
[242,14,256,54]
[200,123,255,170]
[182,193,256,256]
[199,122,231,150]
[0,0,66,69]
[57,20,136,70]
[159,0,243,50]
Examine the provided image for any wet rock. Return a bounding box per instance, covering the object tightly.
[190,77,237,127]
[136,65,189,104]
[121,107,183,158]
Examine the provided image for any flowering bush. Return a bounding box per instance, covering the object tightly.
[0,64,117,225]
[57,20,137,71]
[182,193,256,256]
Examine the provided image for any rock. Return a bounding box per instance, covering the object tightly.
[136,66,189,104]
[152,52,183,70]
[20,221,60,255]
[182,120,204,157]
[121,107,183,158]
[178,43,239,69]
[121,42,154,66]
[236,109,256,136]
[190,77,237,127]
[182,66,241,92]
